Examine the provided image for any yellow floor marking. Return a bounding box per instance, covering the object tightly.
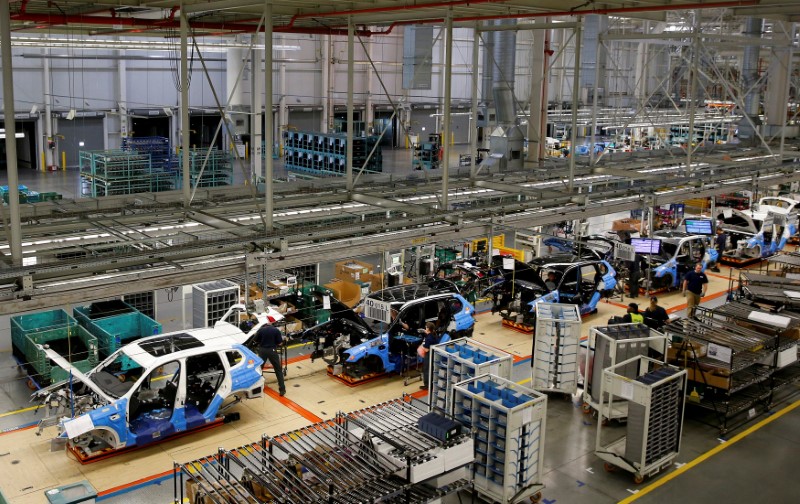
[618,399,800,503]
[0,404,39,418]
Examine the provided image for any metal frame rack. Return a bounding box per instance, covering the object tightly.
[192,280,241,328]
[283,130,383,176]
[453,374,547,504]
[584,325,668,420]
[122,290,158,320]
[662,312,780,435]
[121,136,173,172]
[595,356,687,484]
[79,150,175,197]
[412,133,442,170]
[533,303,581,395]
[737,271,800,309]
[429,338,513,415]
[704,303,800,409]
[174,398,473,503]
[177,147,234,188]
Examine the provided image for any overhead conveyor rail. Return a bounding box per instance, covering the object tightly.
[1,151,800,314]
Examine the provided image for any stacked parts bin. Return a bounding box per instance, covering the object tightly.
[454,374,547,504]
[193,280,241,328]
[584,324,667,420]
[533,303,581,395]
[429,337,513,415]
[283,130,382,176]
[74,300,161,359]
[79,150,174,196]
[11,309,98,386]
[177,148,234,188]
[122,291,158,320]
[595,356,687,483]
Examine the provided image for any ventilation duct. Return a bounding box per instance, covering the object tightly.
[738,17,763,145]
[486,19,524,171]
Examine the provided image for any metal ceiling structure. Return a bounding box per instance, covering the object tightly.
[1,146,798,315]
[4,0,800,38]
[1,0,799,316]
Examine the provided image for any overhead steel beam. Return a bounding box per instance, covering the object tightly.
[350,194,432,214]
[591,167,663,180]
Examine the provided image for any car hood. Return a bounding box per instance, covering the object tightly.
[34,347,115,404]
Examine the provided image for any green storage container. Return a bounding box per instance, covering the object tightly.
[11,310,98,385]
[74,305,161,363]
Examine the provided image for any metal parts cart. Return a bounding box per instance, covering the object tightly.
[595,355,687,484]
[583,324,668,421]
[533,303,582,396]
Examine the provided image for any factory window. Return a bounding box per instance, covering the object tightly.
[226,350,244,367]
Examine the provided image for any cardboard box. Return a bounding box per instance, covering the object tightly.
[335,259,374,282]
[324,279,361,308]
[284,317,304,333]
[186,477,257,504]
[612,218,642,232]
[685,365,731,390]
[667,341,707,364]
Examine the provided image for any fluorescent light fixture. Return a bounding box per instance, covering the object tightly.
[79,141,85,147]
[9,35,302,52]
[66,109,76,120]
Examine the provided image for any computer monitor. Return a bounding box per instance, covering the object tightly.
[685,219,714,235]
[631,238,661,255]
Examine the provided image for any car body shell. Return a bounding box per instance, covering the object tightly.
[34,305,275,457]
[647,232,719,288]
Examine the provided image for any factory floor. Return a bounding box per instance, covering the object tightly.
[0,268,798,503]
[1,154,799,502]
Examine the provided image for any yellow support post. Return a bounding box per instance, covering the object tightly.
[61,151,66,170]
[451,131,455,145]
[40,151,45,172]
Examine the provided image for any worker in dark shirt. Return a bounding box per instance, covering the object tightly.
[643,296,669,330]
[418,322,439,390]
[627,257,641,299]
[682,263,709,319]
[255,324,286,396]
[622,303,644,324]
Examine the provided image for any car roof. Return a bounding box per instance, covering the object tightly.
[365,280,459,303]
[121,322,245,369]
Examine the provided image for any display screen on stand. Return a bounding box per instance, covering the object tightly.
[685,219,714,235]
[631,238,662,254]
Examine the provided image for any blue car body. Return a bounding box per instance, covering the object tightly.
[33,305,272,460]
[341,293,475,376]
[647,232,718,289]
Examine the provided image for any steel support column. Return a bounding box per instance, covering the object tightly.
[686,15,699,176]
[527,21,547,163]
[180,4,191,209]
[346,18,355,192]
[252,37,263,180]
[0,0,22,265]
[442,11,453,210]
[470,23,480,181]
[264,0,274,230]
[568,21,582,192]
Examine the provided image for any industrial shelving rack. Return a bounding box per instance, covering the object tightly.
[412,133,442,170]
[192,280,241,328]
[583,325,668,420]
[122,290,158,320]
[283,130,383,176]
[174,397,473,503]
[79,150,175,197]
[533,303,581,395]
[122,136,173,172]
[662,311,781,435]
[429,338,513,415]
[453,374,547,504]
[177,147,234,188]
[595,356,687,484]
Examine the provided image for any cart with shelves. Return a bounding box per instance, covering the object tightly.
[429,338,513,415]
[454,374,547,504]
[584,325,668,420]
[595,355,687,484]
[662,312,780,434]
[533,303,581,396]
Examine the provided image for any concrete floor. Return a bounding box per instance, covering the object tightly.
[1,154,799,503]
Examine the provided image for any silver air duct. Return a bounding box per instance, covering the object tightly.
[738,17,763,146]
[487,19,524,170]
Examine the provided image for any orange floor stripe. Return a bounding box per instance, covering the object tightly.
[0,424,36,436]
[264,386,323,423]
[97,468,176,497]
[666,288,731,314]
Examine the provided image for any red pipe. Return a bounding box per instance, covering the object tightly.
[285,0,510,30]
[11,0,761,37]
